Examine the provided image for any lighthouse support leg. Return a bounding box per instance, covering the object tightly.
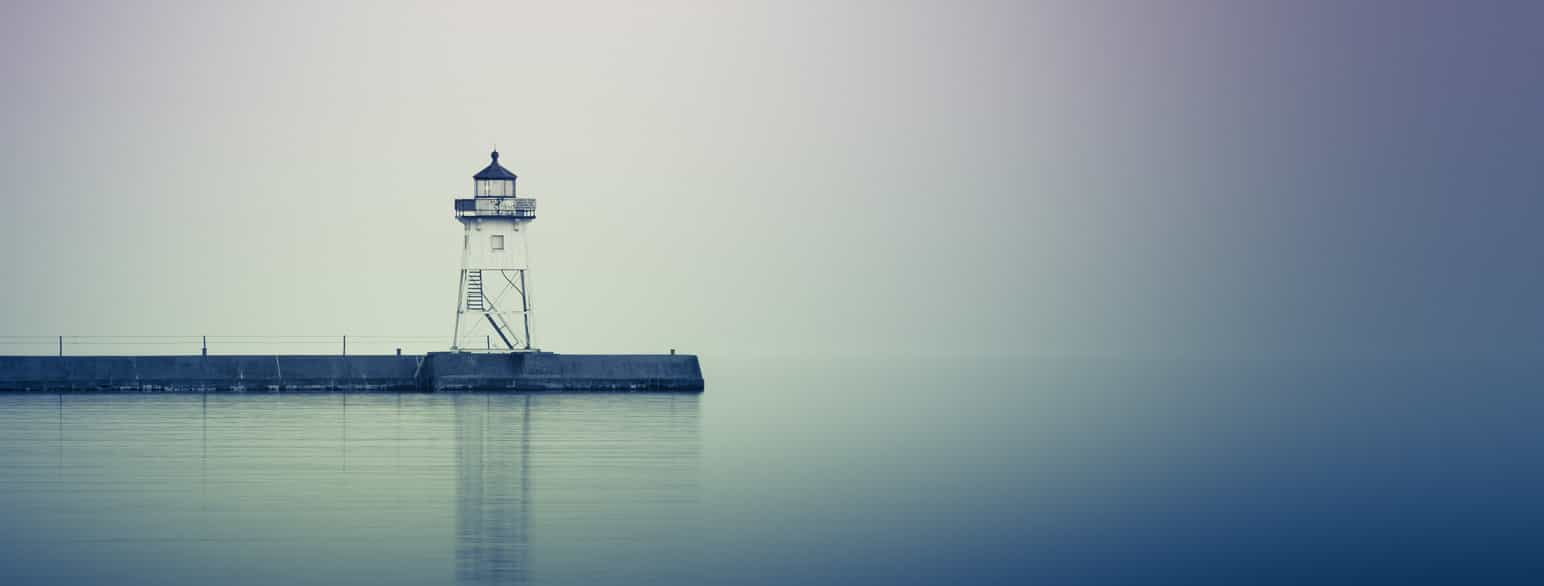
[451,269,467,350]
[519,270,531,350]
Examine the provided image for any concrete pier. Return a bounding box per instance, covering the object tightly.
[0,352,703,392]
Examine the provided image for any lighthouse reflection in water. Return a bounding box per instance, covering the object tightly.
[455,394,533,585]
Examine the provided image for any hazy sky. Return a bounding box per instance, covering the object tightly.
[2,0,1542,358]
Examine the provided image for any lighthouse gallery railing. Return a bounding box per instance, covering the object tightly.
[454,197,536,218]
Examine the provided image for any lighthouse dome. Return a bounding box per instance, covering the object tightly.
[474,150,518,181]
[473,150,517,196]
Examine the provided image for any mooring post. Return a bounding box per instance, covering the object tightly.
[202,335,208,357]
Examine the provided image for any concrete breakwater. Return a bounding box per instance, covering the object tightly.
[0,352,703,392]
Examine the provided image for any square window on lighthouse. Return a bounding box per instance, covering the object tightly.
[491,234,505,252]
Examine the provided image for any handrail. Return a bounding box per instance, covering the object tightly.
[454,197,536,218]
[0,335,450,356]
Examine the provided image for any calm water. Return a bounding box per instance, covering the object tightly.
[1,357,1541,584]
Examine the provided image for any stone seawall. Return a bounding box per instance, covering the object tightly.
[0,353,703,392]
[420,352,704,392]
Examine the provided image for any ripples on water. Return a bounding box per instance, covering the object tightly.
[1,358,1542,585]
[0,393,700,586]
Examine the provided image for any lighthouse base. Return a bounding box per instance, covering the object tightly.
[0,353,704,393]
[419,352,703,392]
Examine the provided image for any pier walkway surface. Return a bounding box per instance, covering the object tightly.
[0,352,703,392]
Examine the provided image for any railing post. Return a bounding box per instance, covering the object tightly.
[342,335,347,356]
[202,335,208,357]
[58,335,62,357]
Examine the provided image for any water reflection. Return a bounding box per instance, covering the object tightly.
[449,393,703,585]
[454,395,532,585]
[453,393,704,585]
[0,392,700,586]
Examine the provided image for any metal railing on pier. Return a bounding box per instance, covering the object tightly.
[0,335,449,357]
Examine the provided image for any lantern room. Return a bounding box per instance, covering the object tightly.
[473,150,518,197]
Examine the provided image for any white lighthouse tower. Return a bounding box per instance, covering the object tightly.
[451,150,537,352]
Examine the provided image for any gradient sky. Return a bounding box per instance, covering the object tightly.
[2,0,1542,358]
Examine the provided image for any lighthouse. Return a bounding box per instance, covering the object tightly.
[451,150,537,352]
[0,148,704,391]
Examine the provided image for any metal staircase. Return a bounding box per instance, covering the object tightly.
[458,269,525,350]
[465,270,485,311]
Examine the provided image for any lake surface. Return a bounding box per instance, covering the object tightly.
[1,357,1540,584]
